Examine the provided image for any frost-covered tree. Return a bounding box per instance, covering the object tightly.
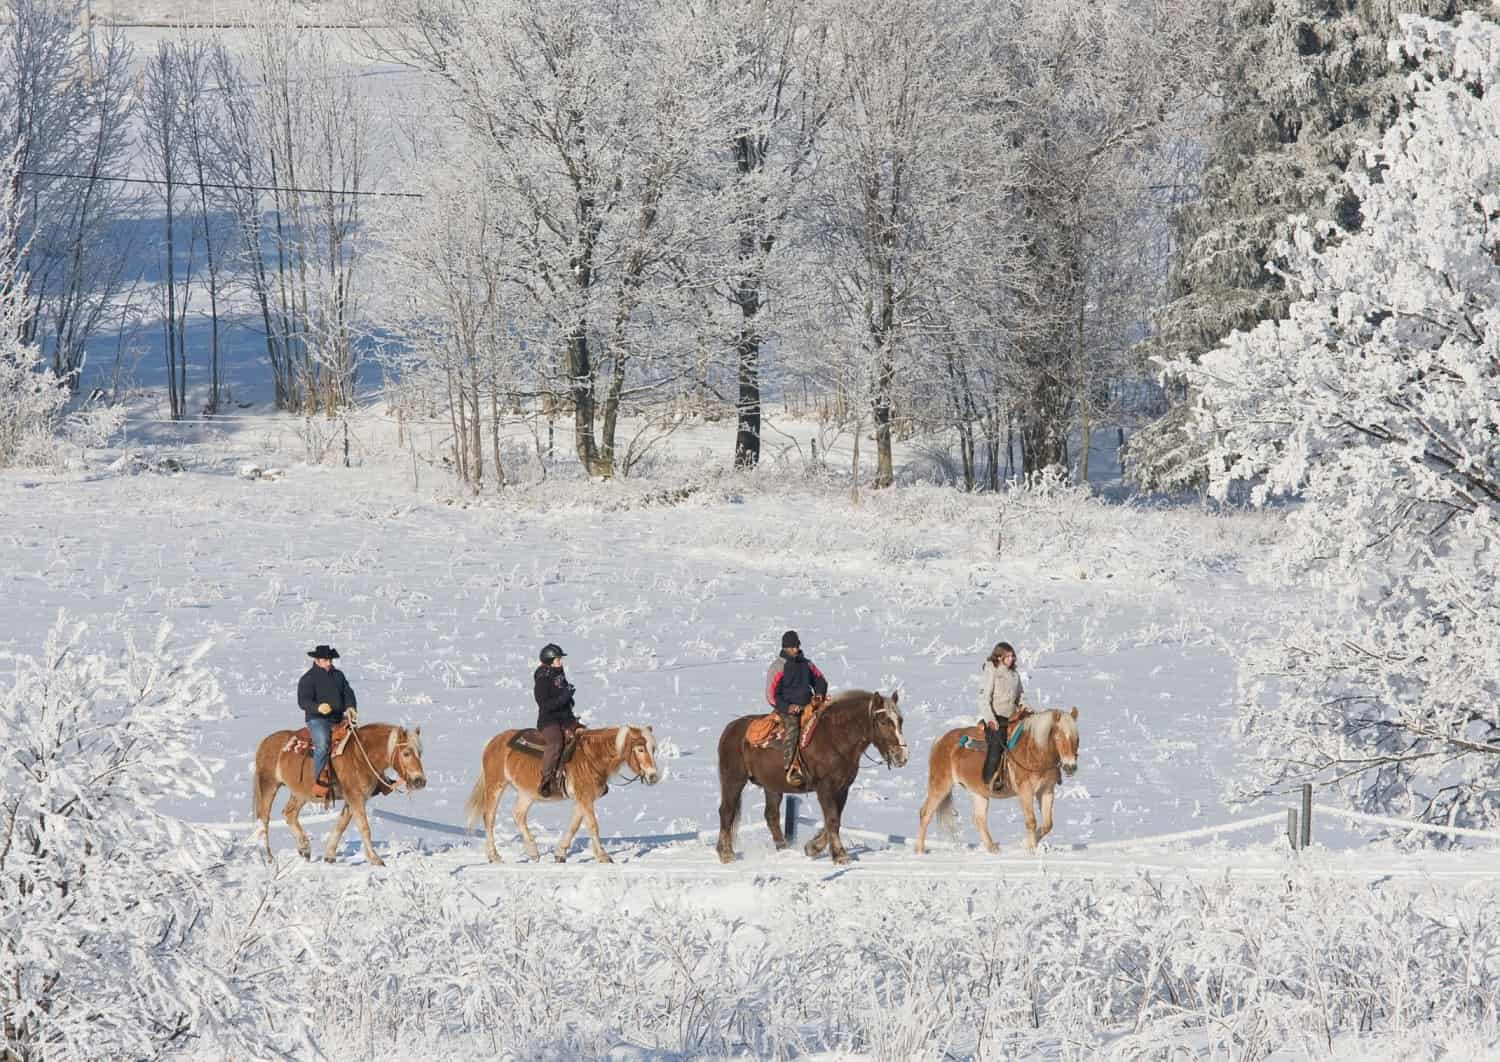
[1175,12,1500,827]
[1134,0,1476,489]
[0,620,308,1057]
[0,0,137,387]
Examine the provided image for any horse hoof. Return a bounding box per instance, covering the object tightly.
[803,841,822,858]
[369,859,386,868]
[716,848,735,865]
[554,852,567,863]
[596,853,614,865]
[486,852,502,865]
[773,840,789,851]
[322,855,335,864]
[833,853,851,866]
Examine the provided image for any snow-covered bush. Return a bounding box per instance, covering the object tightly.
[1170,14,1500,826]
[0,619,307,1058]
[0,295,69,470]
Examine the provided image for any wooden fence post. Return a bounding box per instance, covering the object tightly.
[1287,808,1299,851]
[784,796,799,844]
[1301,783,1313,849]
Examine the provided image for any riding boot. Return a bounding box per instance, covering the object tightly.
[783,711,804,785]
[981,727,1004,787]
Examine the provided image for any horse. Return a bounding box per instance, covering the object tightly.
[914,707,1079,855]
[464,725,660,864]
[251,721,428,867]
[716,689,908,866]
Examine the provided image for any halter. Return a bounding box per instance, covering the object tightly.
[865,695,907,769]
[347,720,415,796]
[611,730,655,787]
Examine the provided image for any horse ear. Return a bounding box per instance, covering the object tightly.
[416,725,423,734]
[890,689,900,705]
[1069,706,1078,719]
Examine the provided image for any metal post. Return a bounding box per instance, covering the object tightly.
[1300,783,1313,849]
[784,796,799,844]
[1287,808,1299,851]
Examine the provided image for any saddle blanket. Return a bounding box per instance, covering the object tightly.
[507,729,579,764]
[284,721,353,757]
[747,703,824,750]
[956,725,1024,753]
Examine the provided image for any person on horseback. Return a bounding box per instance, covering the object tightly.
[297,644,357,798]
[534,643,583,797]
[765,630,828,786]
[978,641,1027,791]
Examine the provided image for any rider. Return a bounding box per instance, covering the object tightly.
[297,643,357,798]
[765,630,828,786]
[978,641,1027,791]
[534,643,583,797]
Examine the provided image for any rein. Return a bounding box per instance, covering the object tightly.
[347,721,405,796]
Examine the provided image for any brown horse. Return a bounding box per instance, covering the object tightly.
[464,725,660,864]
[915,707,1080,855]
[717,689,908,866]
[252,721,428,867]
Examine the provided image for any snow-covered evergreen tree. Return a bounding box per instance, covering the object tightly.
[1133,0,1475,490]
[1174,12,1500,827]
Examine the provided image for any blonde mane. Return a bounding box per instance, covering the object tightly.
[1026,709,1077,750]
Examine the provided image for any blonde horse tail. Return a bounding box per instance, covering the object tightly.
[464,768,491,832]
[251,760,265,821]
[937,790,960,839]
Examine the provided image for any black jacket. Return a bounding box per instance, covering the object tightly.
[766,650,828,712]
[298,665,357,722]
[534,664,579,728]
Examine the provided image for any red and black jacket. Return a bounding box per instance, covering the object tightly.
[765,650,827,712]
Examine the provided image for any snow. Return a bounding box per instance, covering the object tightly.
[5,411,1500,1056]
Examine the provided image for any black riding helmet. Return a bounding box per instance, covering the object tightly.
[539,643,567,664]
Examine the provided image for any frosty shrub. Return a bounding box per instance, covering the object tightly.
[0,620,307,1058]
[1171,15,1500,826]
[0,301,68,470]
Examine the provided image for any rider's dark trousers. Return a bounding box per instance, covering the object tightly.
[982,726,1005,787]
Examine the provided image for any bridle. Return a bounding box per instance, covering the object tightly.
[612,730,656,787]
[348,720,418,796]
[864,696,907,770]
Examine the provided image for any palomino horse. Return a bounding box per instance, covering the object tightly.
[915,707,1080,855]
[464,725,660,863]
[251,721,428,867]
[717,689,908,866]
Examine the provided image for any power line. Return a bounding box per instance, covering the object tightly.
[17,168,424,200]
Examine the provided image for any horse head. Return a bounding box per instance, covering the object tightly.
[868,691,908,768]
[389,726,428,790]
[618,724,661,785]
[1053,707,1079,776]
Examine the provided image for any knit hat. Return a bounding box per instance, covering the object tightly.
[781,630,801,649]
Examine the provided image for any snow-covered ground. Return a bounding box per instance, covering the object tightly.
[6,412,1500,1058]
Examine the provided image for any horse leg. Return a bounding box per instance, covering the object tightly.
[969,789,1000,854]
[554,801,585,863]
[1018,782,1040,852]
[764,791,788,850]
[579,800,612,864]
[321,803,353,863]
[825,785,852,865]
[716,772,747,865]
[348,798,385,867]
[483,779,508,864]
[283,793,313,860]
[512,792,542,860]
[1036,783,1056,844]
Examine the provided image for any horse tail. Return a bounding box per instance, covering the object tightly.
[251,758,265,820]
[464,768,490,832]
[937,790,959,839]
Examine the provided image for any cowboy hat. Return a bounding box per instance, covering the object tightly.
[307,644,341,659]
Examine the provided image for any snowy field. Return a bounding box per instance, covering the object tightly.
[7,412,1500,1058]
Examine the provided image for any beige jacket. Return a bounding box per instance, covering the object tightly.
[977,661,1023,727]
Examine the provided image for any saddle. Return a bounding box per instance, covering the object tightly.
[957,714,1029,753]
[507,729,580,764]
[747,697,827,750]
[284,720,354,757]
[283,721,354,791]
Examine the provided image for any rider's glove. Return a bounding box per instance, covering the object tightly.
[346,708,358,724]
[317,702,333,716]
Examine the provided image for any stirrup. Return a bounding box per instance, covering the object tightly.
[785,764,804,786]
